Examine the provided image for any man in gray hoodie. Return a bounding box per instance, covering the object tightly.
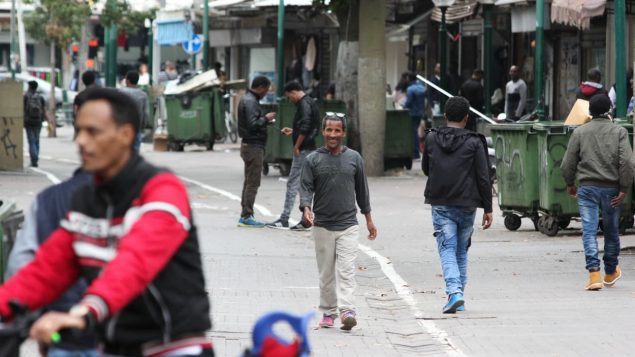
[561,94,633,290]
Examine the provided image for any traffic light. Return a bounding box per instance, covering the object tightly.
[88,38,98,59]
[71,43,79,63]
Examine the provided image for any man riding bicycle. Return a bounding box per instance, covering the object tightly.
[0,88,213,356]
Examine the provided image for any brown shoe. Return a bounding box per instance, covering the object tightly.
[604,266,622,287]
[585,271,602,290]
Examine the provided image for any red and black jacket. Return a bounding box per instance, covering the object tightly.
[0,155,211,349]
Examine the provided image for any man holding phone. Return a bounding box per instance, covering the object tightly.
[422,96,493,314]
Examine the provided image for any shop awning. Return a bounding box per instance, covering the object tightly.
[551,0,606,29]
[431,0,479,24]
[156,18,193,46]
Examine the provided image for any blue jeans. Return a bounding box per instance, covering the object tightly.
[576,186,621,273]
[432,205,476,295]
[280,150,310,222]
[25,125,41,165]
[133,133,143,153]
[411,116,422,159]
[47,347,98,357]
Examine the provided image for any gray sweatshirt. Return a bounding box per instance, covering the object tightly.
[561,118,634,192]
[300,146,371,231]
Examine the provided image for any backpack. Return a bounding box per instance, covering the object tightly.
[25,93,44,125]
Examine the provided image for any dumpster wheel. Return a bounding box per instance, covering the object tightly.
[278,162,291,177]
[538,216,559,237]
[504,215,522,231]
[262,164,269,176]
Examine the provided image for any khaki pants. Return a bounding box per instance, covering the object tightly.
[313,225,359,316]
[240,144,264,218]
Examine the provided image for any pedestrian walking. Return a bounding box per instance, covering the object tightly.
[422,96,493,314]
[560,94,633,290]
[576,68,606,101]
[300,113,377,331]
[23,81,46,168]
[237,76,276,227]
[504,65,527,121]
[459,69,484,132]
[266,81,321,230]
[119,70,149,152]
[404,72,426,160]
[428,63,442,116]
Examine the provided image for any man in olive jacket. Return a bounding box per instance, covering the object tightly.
[561,94,634,290]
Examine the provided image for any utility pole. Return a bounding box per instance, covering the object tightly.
[10,0,16,80]
[276,0,285,98]
[106,0,118,87]
[203,0,209,71]
[358,0,386,176]
[483,2,493,117]
[615,0,626,118]
[534,0,545,119]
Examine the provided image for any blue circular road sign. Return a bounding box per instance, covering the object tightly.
[182,34,202,55]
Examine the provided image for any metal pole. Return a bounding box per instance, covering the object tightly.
[483,4,493,116]
[439,7,447,112]
[10,0,16,79]
[615,0,626,118]
[148,23,153,85]
[276,0,285,98]
[534,0,545,119]
[106,0,117,87]
[203,0,209,71]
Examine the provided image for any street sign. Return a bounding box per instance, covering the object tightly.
[182,34,202,55]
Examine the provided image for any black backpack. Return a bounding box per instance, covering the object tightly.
[25,92,44,125]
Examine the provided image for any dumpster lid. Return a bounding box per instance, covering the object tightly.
[533,121,579,132]
[164,69,221,95]
[489,122,536,132]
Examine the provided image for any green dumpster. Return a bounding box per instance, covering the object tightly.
[165,89,226,152]
[0,200,23,283]
[384,109,414,170]
[490,123,540,231]
[533,121,633,236]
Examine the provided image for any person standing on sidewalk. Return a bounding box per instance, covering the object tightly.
[403,72,426,160]
[422,96,493,314]
[119,70,149,153]
[459,69,484,132]
[561,94,633,291]
[300,113,378,330]
[237,76,276,227]
[266,81,320,230]
[23,81,46,168]
[504,66,527,121]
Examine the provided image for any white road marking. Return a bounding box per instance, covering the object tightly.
[29,167,62,184]
[359,244,465,356]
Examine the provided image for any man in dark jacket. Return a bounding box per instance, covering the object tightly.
[576,68,606,101]
[561,94,633,291]
[0,88,213,356]
[422,96,493,314]
[404,72,426,160]
[459,69,484,132]
[23,81,46,167]
[237,76,276,227]
[267,81,320,230]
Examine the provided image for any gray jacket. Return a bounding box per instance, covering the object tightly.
[561,118,634,192]
[300,146,371,231]
[119,87,149,130]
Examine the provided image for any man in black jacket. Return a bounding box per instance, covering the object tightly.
[459,69,484,132]
[237,76,276,227]
[266,81,320,230]
[422,96,493,314]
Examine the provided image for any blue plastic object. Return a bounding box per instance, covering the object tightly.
[251,311,314,357]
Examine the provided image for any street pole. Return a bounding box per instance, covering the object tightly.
[615,0,626,118]
[147,20,153,85]
[106,0,117,87]
[534,0,545,119]
[10,0,16,80]
[483,4,493,117]
[439,7,447,112]
[203,0,209,71]
[276,0,285,98]
[358,0,386,176]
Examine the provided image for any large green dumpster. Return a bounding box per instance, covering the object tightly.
[165,89,226,151]
[533,121,633,236]
[384,109,414,170]
[0,200,23,283]
[490,123,540,231]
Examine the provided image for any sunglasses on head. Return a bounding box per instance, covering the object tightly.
[325,112,346,118]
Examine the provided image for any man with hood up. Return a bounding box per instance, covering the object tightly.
[422,96,493,314]
[576,68,606,101]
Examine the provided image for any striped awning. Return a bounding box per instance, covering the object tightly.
[156,19,193,46]
[431,0,479,24]
[551,0,606,29]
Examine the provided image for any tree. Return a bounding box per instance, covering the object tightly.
[24,0,90,137]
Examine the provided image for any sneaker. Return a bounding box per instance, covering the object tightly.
[265,219,289,229]
[290,221,311,231]
[238,216,265,228]
[319,314,336,328]
[340,310,357,331]
[30,162,38,168]
[456,304,465,312]
[604,266,622,287]
[442,293,464,314]
[585,270,602,290]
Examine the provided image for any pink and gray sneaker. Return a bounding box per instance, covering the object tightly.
[340,310,357,331]
[319,314,336,328]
